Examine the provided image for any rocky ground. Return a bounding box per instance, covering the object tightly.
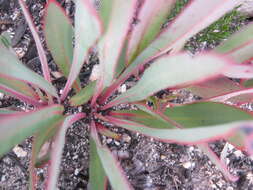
[1,0,253,189]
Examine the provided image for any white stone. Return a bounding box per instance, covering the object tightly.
[13,146,27,157]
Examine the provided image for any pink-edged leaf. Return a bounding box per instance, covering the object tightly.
[91,123,133,190]
[188,77,253,105]
[243,78,253,88]
[112,102,253,129]
[44,0,74,79]
[0,45,58,97]
[18,0,51,82]
[223,64,253,79]
[89,135,107,190]
[110,110,178,129]
[69,80,96,106]
[29,119,63,189]
[188,77,242,99]
[104,53,230,108]
[97,123,121,140]
[0,109,17,114]
[148,0,243,55]
[127,0,176,63]
[107,116,253,145]
[98,0,138,88]
[0,83,42,107]
[215,23,253,63]
[46,113,85,190]
[111,0,243,92]
[98,0,114,30]
[61,0,102,100]
[0,76,44,106]
[163,102,253,127]
[198,143,238,181]
[209,88,253,104]
[0,104,64,157]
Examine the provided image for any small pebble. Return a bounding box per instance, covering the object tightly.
[0,92,4,99]
[160,154,166,160]
[117,150,130,159]
[121,134,131,143]
[13,146,27,157]
[118,84,127,93]
[114,140,120,146]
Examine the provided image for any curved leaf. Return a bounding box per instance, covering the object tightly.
[18,0,51,82]
[127,0,176,63]
[188,77,242,99]
[112,0,243,93]
[215,23,253,63]
[61,0,102,100]
[0,45,58,97]
[91,123,133,190]
[69,81,96,106]
[99,0,114,31]
[89,137,107,190]
[164,102,253,127]
[107,116,253,145]
[0,105,64,157]
[44,0,74,78]
[46,113,85,190]
[105,53,229,107]
[98,0,138,88]
[0,76,42,106]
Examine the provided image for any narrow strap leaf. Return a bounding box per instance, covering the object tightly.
[104,53,229,108]
[91,122,133,190]
[69,81,96,106]
[98,0,138,88]
[0,45,58,97]
[89,136,107,190]
[0,105,64,157]
[214,23,253,63]
[46,113,85,190]
[44,0,74,79]
[127,0,176,63]
[107,116,253,145]
[61,0,102,100]
[111,0,244,98]
[18,0,51,82]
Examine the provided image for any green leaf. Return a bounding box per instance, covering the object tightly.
[108,116,252,144]
[99,0,114,30]
[0,104,64,157]
[44,0,74,78]
[111,109,175,129]
[0,45,58,97]
[29,119,62,189]
[112,102,253,128]
[214,23,253,63]
[243,79,253,88]
[69,81,96,106]
[98,0,138,88]
[46,113,85,190]
[188,77,242,99]
[127,0,176,63]
[0,32,11,48]
[164,102,253,127]
[0,109,17,114]
[89,137,107,190]
[91,125,133,190]
[61,0,102,100]
[109,53,228,106]
[116,0,243,85]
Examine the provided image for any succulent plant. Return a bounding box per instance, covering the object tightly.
[1,0,253,189]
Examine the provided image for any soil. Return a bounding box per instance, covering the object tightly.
[1,0,253,190]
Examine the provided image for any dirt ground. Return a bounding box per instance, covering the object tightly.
[1,0,253,189]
